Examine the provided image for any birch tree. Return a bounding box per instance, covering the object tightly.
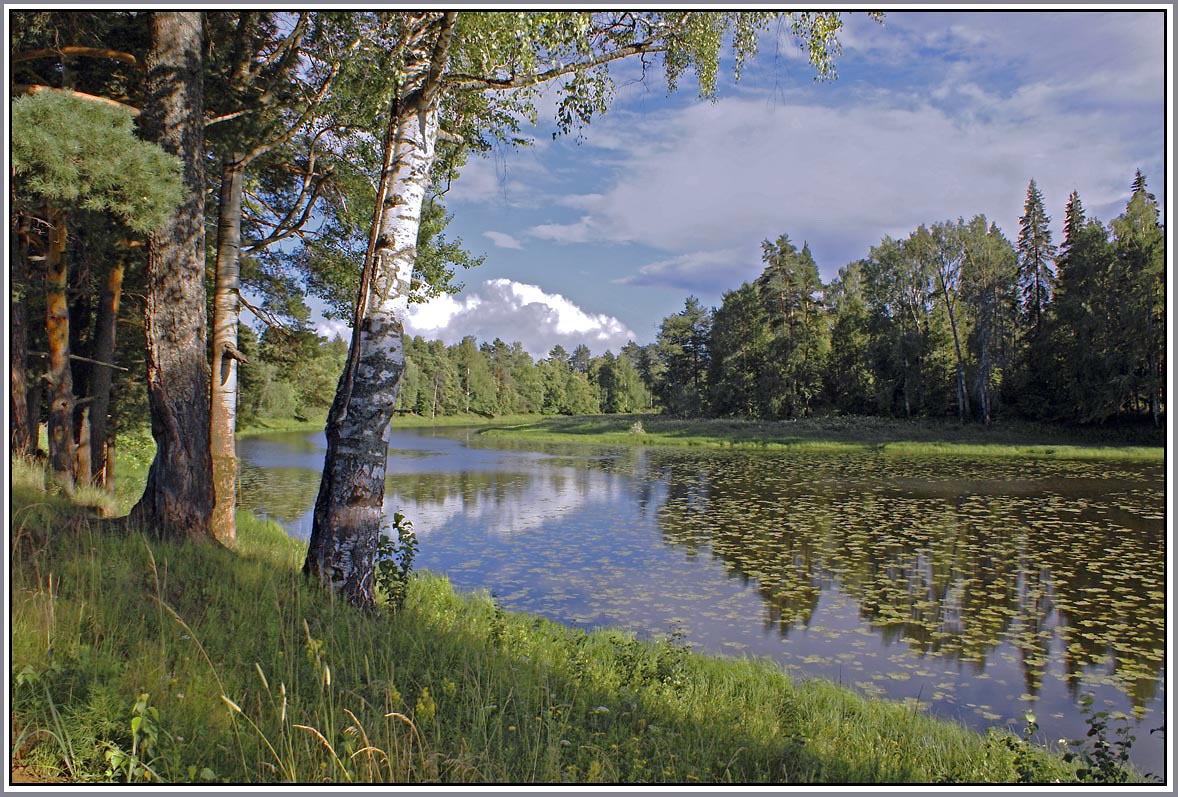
[303,10,871,607]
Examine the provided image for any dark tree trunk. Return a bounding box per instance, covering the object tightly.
[87,250,126,486]
[69,226,94,484]
[128,11,215,542]
[10,212,34,458]
[210,155,246,545]
[45,208,75,487]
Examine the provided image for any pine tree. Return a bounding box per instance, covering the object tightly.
[1016,179,1057,332]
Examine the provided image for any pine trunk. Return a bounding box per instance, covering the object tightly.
[304,100,441,608]
[87,251,126,487]
[129,11,215,542]
[45,208,75,487]
[210,156,246,545]
[10,212,33,458]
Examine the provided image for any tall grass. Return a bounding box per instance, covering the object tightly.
[9,457,1139,785]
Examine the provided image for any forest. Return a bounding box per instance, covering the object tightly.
[241,172,1165,434]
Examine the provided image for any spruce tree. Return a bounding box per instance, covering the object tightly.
[1016,179,1057,333]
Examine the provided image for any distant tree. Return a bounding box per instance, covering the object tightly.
[959,216,1018,426]
[509,343,545,414]
[569,344,593,375]
[655,297,712,417]
[1016,179,1056,332]
[597,350,647,413]
[708,283,769,417]
[1048,194,1118,421]
[755,235,828,417]
[1110,171,1165,425]
[452,335,498,415]
[919,222,972,423]
[823,261,875,414]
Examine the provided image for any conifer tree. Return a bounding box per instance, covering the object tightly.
[1016,179,1057,333]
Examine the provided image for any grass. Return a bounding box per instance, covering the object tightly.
[474,414,1165,462]
[10,456,1146,785]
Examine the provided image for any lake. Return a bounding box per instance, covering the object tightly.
[238,425,1167,775]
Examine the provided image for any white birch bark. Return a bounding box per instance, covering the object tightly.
[303,102,440,606]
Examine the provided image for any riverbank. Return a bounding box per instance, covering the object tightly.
[473,414,1165,462]
[235,411,1166,462]
[10,456,1148,785]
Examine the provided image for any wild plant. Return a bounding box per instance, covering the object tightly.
[375,512,418,612]
[1063,695,1154,783]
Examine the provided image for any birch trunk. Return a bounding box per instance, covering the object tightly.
[87,250,126,486]
[210,156,246,545]
[45,208,75,487]
[936,269,971,423]
[129,11,215,542]
[303,101,440,608]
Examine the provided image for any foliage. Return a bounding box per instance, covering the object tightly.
[646,170,1163,430]
[11,91,182,233]
[1062,696,1155,784]
[375,512,419,613]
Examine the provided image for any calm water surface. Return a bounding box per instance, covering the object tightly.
[238,426,1167,775]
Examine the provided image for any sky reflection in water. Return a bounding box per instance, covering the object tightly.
[238,427,1166,775]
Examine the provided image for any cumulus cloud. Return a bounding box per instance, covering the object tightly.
[404,278,636,358]
[483,230,523,249]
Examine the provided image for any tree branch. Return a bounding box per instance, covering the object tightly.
[13,46,142,69]
[444,37,669,92]
[13,84,139,115]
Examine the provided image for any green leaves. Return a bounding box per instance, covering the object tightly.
[11,91,182,232]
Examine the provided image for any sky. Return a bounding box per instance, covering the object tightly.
[326,9,1169,359]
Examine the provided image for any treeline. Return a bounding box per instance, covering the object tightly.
[239,328,656,421]
[647,176,1165,426]
[258,172,1165,430]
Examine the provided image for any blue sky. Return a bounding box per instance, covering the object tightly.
[375,9,1169,358]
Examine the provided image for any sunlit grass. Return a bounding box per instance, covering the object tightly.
[475,414,1164,462]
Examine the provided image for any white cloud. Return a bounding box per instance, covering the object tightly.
[527,215,601,244]
[483,230,523,249]
[617,247,757,294]
[522,54,1159,281]
[404,278,635,358]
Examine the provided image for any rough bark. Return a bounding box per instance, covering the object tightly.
[304,102,439,606]
[304,14,456,608]
[128,11,215,542]
[44,208,75,487]
[210,156,246,545]
[87,250,126,486]
[10,212,34,458]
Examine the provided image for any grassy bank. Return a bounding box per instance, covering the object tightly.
[10,458,1142,785]
[474,414,1165,462]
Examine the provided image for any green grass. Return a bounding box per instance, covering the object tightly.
[238,414,328,438]
[11,456,1145,785]
[474,414,1164,462]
